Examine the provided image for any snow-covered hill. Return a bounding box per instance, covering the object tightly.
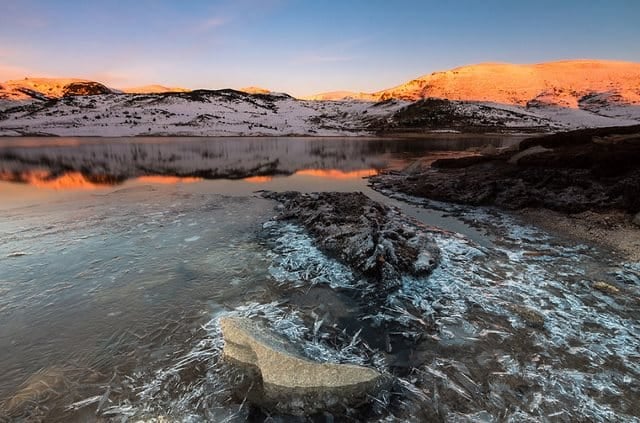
[239,86,272,95]
[119,85,190,94]
[1,60,640,137]
[311,60,640,107]
[303,91,378,102]
[1,87,639,137]
[0,89,406,136]
[0,78,114,101]
[377,98,640,134]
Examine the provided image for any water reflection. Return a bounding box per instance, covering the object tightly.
[135,176,202,185]
[0,171,109,190]
[0,136,520,191]
[294,169,377,179]
[243,175,274,183]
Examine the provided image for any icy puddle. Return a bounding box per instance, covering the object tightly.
[0,136,638,422]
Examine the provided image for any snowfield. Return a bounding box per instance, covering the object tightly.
[1,86,639,137]
[0,90,408,137]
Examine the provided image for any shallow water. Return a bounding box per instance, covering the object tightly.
[0,136,637,422]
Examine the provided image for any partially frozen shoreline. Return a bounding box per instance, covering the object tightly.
[519,208,640,262]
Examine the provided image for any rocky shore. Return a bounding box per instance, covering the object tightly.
[211,129,640,419]
[204,192,448,418]
[370,125,640,259]
[519,208,640,261]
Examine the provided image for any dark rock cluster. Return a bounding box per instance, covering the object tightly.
[263,191,440,298]
[62,81,113,97]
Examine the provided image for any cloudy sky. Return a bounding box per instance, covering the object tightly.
[1,0,639,96]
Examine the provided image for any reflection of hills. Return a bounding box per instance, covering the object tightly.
[0,136,516,187]
[0,170,122,189]
[0,171,204,190]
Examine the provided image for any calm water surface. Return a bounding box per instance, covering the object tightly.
[0,136,638,422]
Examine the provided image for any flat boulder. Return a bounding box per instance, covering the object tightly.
[220,316,385,415]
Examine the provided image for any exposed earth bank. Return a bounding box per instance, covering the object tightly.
[370,125,640,260]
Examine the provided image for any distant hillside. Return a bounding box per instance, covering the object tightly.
[0,78,114,100]
[240,86,272,95]
[303,91,377,101]
[310,60,640,107]
[1,60,640,136]
[0,88,404,137]
[120,85,190,94]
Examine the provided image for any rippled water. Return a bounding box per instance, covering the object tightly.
[0,136,638,422]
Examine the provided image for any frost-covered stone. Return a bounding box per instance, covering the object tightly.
[263,191,440,297]
[220,317,384,415]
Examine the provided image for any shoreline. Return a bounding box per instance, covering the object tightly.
[0,131,539,139]
[518,208,640,262]
[368,125,640,262]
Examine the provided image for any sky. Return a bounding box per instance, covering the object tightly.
[1,0,639,97]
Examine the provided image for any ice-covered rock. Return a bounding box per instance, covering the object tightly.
[262,191,440,298]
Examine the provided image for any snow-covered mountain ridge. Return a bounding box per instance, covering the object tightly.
[310,60,640,106]
[1,59,640,136]
[0,88,406,136]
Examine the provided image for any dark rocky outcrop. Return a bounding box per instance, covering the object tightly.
[371,98,550,134]
[263,191,440,297]
[15,87,53,101]
[370,125,640,214]
[62,81,113,97]
[518,124,640,150]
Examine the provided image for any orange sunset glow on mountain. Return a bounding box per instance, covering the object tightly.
[308,60,640,107]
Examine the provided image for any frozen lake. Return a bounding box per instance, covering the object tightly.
[0,136,638,422]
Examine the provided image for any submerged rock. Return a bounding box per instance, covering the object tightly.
[263,191,440,297]
[3,368,67,416]
[633,212,640,227]
[593,281,620,295]
[509,305,546,330]
[220,316,385,415]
